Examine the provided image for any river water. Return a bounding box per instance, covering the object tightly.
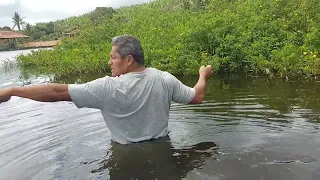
[0,50,320,180]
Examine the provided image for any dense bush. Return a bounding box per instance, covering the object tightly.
[17,0,320,79]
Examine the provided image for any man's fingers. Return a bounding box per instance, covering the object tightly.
[206,65,212,71]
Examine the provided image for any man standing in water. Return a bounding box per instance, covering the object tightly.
[0,35,212,144]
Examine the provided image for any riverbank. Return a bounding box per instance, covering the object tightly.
[21,40,60,49]
[0,40,59,52]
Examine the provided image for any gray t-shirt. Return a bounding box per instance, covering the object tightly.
[68,68,195,144]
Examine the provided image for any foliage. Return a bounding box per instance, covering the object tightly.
[17,0,320,79]
[12,12,25,31]
[20,7,116,41]
[0,26,12,31]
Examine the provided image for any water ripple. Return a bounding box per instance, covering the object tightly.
[1,50,320,179]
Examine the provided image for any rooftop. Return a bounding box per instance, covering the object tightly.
[0,31,29,39]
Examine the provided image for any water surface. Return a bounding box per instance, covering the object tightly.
[0,50,319,180]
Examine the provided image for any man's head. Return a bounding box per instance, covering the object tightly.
[108,35,145,77]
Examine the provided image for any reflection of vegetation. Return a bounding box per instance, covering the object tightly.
[179,74,320,123]
[17,0,320,79]
[0,59,19,73]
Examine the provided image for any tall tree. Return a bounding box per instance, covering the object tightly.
[12,11,25,31]
[24,23,32,36]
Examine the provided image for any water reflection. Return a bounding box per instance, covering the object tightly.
[89,137,217,179]
[0,49,52,88]
[177,74,320,123]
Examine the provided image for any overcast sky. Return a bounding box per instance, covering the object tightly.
[0,0,150,28]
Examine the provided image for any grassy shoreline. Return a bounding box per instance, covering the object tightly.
[17,0,320,80]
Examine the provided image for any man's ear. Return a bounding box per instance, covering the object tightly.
[127,55,135,66]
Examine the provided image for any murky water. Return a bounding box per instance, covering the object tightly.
[1,50,320,180]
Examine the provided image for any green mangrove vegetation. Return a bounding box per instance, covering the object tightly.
[16,0,320,79]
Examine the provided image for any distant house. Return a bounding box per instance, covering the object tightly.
[0,31,29,51]
[63,29,80,38]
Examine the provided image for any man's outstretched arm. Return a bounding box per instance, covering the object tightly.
[1,77,109,109]
[0,83,71,103]
[189,65,212,104]
[171,65,212,105]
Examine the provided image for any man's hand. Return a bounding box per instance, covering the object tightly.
[199,65,212,80]
[0,88,12,103]
[190,65,212,104]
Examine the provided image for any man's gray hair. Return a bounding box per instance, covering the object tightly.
[111,35,145,65]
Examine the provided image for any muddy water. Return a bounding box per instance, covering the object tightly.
[0,50,320,180]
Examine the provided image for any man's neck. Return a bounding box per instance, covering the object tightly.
[129,65,145,73]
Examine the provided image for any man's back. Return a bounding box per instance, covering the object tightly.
[68,68,195,144]
[0,34,212,145]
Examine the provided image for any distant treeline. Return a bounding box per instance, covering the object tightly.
[20,7,116,41]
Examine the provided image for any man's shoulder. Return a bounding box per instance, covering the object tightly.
[109,67,176,83]
[146,67,174,78]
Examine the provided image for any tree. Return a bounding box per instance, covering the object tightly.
[46,21,54,34]
[0,26,12,31]
[90,7,116,25]
[12,11,25,31]
[24,23,32,36]
[179,0,211,10]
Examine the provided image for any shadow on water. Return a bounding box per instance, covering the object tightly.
[86,137,218,179]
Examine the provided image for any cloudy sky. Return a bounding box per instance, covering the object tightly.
[0,0,150,28]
